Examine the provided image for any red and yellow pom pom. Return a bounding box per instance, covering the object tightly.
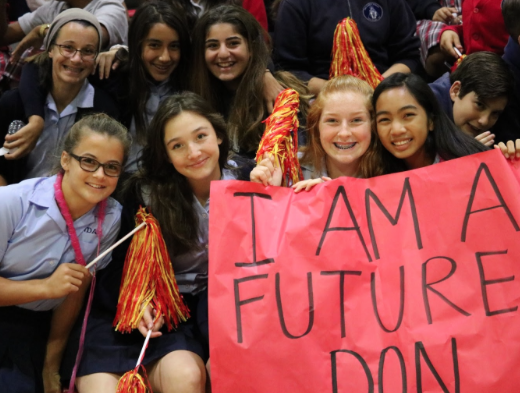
[329,18,384,88]
[451,54,466,72]
[114,207,190,333]
[256,88,302,187]
[116,365,152,393]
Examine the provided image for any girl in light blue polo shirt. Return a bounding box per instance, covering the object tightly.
[68,92,238,393]
[0,114,130,393]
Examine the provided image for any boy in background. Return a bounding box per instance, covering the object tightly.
[429,51,513,144]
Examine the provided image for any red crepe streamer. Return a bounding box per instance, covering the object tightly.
[450,54,467,72]
[113,207,190,334]
[329,18,384,88]
[256,88,303,187]
[116,364,152,393]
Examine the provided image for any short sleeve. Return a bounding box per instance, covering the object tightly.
[18,1,63,34]
[91,1,128,47]
[0,185,24,263]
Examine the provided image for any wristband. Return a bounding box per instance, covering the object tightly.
[39,24,50,38]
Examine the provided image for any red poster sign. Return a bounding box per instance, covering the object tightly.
[208,150,520,392]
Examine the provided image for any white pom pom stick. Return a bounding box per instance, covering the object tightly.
[136,329,153,367]
[86,222,147,270]
[453,47,463,58]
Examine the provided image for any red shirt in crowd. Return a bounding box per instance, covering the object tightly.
[441,0,509,56]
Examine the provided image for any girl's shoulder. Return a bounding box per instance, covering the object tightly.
[103,197,123,219]
[0,176,54,206]
[0,177,56,233]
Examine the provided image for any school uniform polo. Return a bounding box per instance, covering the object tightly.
[0,175,121,393]
[125,79,174,172]
[25,80,94,179]
[172,168,238,295]
[0,175,122,310]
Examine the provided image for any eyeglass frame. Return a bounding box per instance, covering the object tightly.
[54,44,98,61]
[69,153,123,177]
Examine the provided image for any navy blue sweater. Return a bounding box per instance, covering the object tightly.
[492,38,520,142]
[273,0,421,82]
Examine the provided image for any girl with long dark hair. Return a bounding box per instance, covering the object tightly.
[70,92,238,393]
[190,5,308,159]
[373,72,488,174]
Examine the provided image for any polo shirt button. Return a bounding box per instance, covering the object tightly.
[472,33,480,40]
[474,7,479,13]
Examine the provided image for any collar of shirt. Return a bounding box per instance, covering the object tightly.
[194,166,238,211]
[28,175,67,233]
[145,78,174,117]
[28,175,99,231]
[45,79,94,118]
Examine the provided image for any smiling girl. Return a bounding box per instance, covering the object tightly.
[69,92,237,393]
[373,72,488,174]
[251,75,382,190]
[0,9,118,185]
[191,5,308,159]
[0,113,129,393]
[117,0,191,171]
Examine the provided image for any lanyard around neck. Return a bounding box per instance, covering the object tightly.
[54,172,106,266]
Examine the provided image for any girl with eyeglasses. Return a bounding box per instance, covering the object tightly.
[0,9,119,185]
[0,113,130,393]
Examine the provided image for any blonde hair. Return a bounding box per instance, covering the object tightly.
[301,75,383,178]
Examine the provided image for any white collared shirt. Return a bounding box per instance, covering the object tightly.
[126,79,174,172]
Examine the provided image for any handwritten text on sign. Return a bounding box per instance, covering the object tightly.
[208,150,520,392]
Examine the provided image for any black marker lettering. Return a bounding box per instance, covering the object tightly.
[234,274,268,343]
[275,272,314,339]
[475,250,518,316]
[461,163,519,242]
[330,349,374,393]
[378,346,407,393]
[234,192,275,267]
[366,178,422,260]
[422,257,471,324]
[317,186,372,262]
[415,338,460,393]
[371,266,405,332]
[321,270,363,338]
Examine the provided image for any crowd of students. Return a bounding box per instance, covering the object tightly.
[1,0,520,392]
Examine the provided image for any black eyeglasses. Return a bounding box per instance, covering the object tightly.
[69,153,123,177]
[55,44,97,61]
